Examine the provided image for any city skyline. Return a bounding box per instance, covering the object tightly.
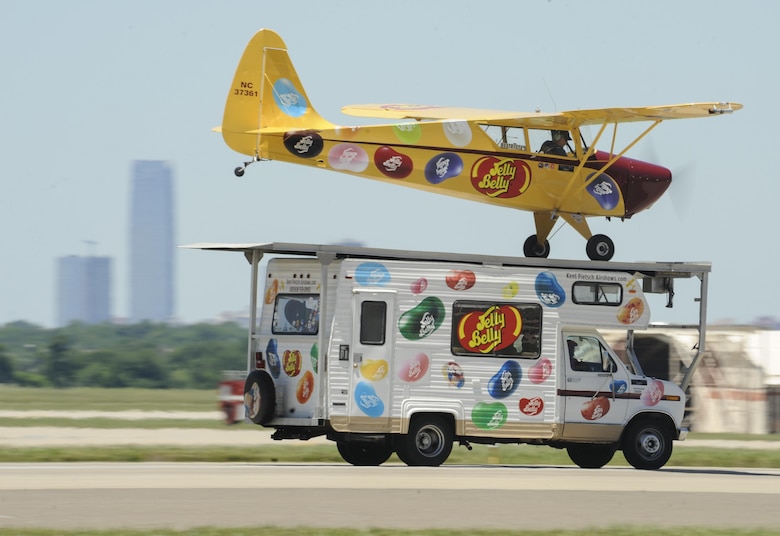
[56,255,112,327]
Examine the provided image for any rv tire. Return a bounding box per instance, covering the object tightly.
[622,419,673,470]
[566,443,617,468]
[243,370,275,425]
[395,415,453,467]
[336,441,393,466]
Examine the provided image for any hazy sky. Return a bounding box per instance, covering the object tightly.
[1,0,775,328]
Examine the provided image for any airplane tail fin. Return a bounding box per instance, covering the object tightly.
[219,29,334,157]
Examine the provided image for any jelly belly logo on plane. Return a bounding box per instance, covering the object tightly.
[456,305,522,353]
[470,157,531,198]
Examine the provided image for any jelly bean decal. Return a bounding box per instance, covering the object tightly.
[535,271,566,308]
[272,78,307,118]
[354,262,391,287]
[519,396,544,417]
[424,152,463,184]
[611,380,628,395]
[283,349,302,377]
[472,401,508,430]
[617,297,645,325]
[393,123,422,144]
[456,304,522,354]
[361,359,389,382]
[398,296,445,340]
[528,357,552,384]
[266,339,281,379]
[398,352,430,383]
[445,269,476,291]
[442,361,465,388]
[487,360,522,399]
[443,120,472,147]
[581,396,611,420]
[283,130,324,158]
[354,381,384,417]
[585,173,620,210]
[471,157,531,199]
[296,370,315,404]
[328,143,369,172]
[310,342,319,374]
[502,281,519,299]
[410,277,428,295]
[374,146,413,179]
[641,379,665,406]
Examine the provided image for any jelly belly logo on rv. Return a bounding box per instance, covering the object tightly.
[456,305,522,353]
[470,157,531,198]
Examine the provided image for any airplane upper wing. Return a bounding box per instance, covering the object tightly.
[341,102,742,128]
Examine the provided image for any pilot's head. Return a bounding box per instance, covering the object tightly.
[552,130,571,142]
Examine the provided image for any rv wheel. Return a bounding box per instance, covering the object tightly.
[622,419,673,470]
[243,370,275,425]
[336,441,393,466]
[566,443,617,469]
[395,415,453,467]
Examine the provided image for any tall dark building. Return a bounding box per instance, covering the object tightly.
[129,160,175,323]
[56,255,112,326]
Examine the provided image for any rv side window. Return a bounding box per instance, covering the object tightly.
[451,301,542,358]
[272,294,320,335]
[566,335,618,373]
[360,301,387,345]
[572,282,622,306]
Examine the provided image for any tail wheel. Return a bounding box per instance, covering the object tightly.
[337,442,393,466]
[566,443,617,469]
[395,415,453,467]
[523,235,551,258]
[622,419,673,470]
[586,234,615,261]
[243,370,275,425]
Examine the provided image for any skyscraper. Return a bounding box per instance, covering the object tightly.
[56,255,112,326]
[129,160,175,323]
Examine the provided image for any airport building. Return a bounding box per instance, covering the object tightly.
[56,255,112,326]
[128,160,175,323]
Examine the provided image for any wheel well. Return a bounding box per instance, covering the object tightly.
[406,412,456,434]
[621,412,677,445]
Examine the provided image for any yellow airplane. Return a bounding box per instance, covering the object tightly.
[217,29,741,261]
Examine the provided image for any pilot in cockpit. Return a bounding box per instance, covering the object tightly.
[540,130,571,156]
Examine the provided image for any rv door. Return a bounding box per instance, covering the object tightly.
[347,289,397,428]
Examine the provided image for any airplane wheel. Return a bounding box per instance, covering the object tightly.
[523,235,550,258]
[234,167,245,177]
[586,234,614,261]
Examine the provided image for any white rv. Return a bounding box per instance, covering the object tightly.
[192,242,710,470]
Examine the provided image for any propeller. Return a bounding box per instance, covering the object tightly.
[637,138,697,222]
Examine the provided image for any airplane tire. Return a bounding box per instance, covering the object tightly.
[586,234,615,261]
[523,235,550,258]
[243,370,275,425]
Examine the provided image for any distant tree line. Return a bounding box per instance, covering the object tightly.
[0,321,247,389]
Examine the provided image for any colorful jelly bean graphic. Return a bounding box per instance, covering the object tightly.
[617,297,645,325]
[354,381,384,417]
[445,269,476,291]
[528,357,552,384]
[374,146,413,179]
[398,352,430,382]
[310,342,319,374]
[264,279,279,304]
[443,120,472,147]
[283,349,302,377]
[585,173,620,210]
[272,78,307,117]
[472,401,508,430]
[424,152,463,184]
[519,396,544,417]
[640,379,665,406]
[398,296,445,340]
[354,262,391,286]
[361,359,389,381]
[535,271,566,308]
[410,277,428,295]
[328,143,369,172]
[581,396,611,420]
[611,380,628,395]
[487,360,522,399]
[296,371,315,404]
[283,130,324,158]
[442,361,465,388]
[502,281,519,299]
[393,123,422,144]
[266,339,281,379]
